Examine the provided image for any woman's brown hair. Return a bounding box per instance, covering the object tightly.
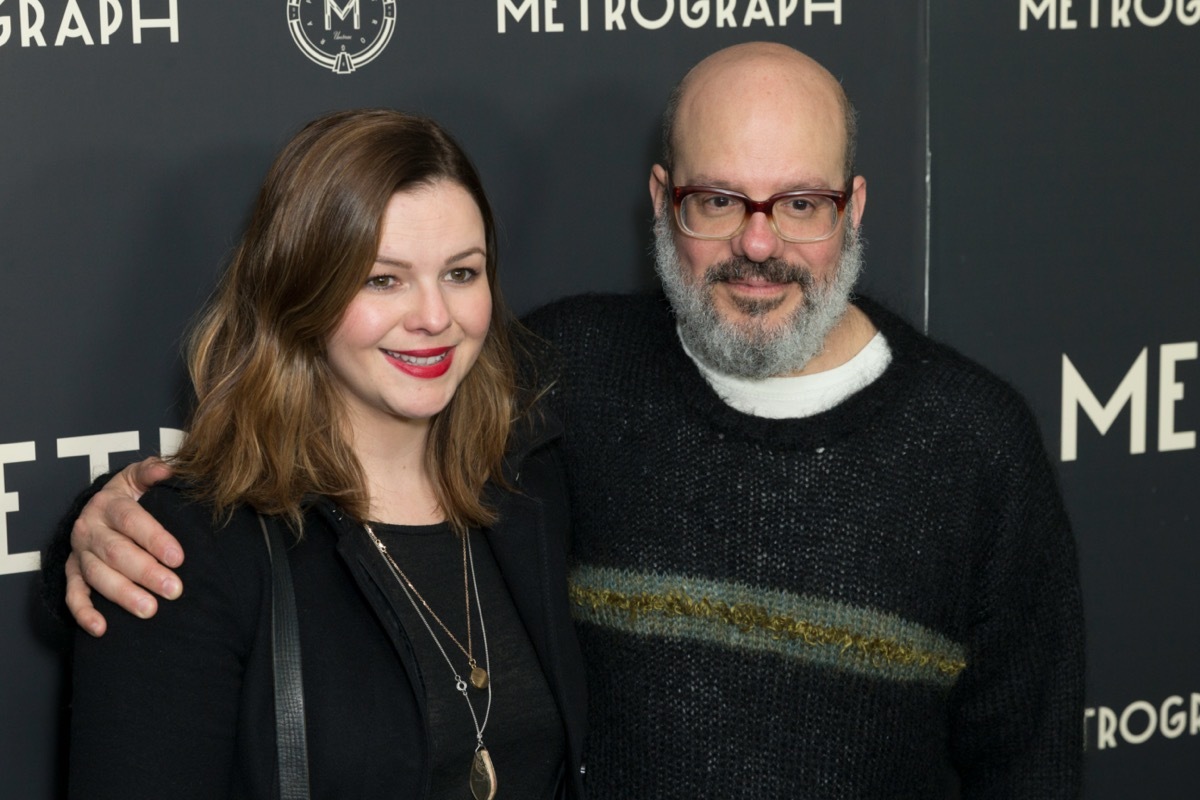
[171,109,516,533]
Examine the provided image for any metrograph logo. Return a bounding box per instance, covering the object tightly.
[287,0,397,74]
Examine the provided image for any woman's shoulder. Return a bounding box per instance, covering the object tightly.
[138,481,271,569]
[140,479,238,524]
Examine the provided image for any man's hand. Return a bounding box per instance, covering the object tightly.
[67,457,181,637]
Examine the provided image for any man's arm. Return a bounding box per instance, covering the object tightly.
[948,408,1085,797]
[55,458,183,636]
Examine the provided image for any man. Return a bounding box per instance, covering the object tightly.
[54,43,1084,797]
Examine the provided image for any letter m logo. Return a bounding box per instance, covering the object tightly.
[326,0,361,29]
[1060,349,1148,461]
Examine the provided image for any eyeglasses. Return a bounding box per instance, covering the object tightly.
[670,180,851,243]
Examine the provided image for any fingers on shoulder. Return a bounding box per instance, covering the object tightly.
[77,550,159,619]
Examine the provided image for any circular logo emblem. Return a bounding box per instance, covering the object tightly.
[287,0,397,74]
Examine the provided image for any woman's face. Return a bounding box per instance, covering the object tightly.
[326,181,492,437]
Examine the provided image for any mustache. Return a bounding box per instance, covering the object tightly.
[704,257,815,289]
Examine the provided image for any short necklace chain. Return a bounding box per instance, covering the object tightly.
[365,522,480,674]
[362,523,492,727]
[363,522,497,799]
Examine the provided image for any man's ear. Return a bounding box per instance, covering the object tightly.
[849,175,867,229]
[650,164,669,217]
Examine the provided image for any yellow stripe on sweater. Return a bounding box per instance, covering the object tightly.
[569,565,967,685]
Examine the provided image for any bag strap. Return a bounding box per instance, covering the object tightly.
[259,514,311,800]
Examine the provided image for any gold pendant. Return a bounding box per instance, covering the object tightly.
[470,747,497,800]
[469,666,489,690]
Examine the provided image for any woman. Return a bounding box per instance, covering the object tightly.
[68,109,586,799]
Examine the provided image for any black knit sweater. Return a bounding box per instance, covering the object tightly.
[523,293,1084,799]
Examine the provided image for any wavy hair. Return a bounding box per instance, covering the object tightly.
[171,109,516,533]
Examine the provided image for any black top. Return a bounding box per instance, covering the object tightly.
[371,521,564,799]
[66,420,586,800]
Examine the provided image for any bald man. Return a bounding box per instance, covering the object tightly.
[55,43,1084,798]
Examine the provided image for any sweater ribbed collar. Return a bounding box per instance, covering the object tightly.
[657,293,938,451]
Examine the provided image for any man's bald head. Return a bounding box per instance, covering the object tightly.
[661,42,857,181]
[649,42,870,379]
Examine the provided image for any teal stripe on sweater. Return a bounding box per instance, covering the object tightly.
[569,564,967,686]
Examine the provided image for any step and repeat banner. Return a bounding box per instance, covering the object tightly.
[929,2,1198,798]
[0,3,926,796]
[0,1,1192,796]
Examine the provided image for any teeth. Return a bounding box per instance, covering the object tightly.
[387,350,448,366]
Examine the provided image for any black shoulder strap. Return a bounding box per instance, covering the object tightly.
[259,514,311,800]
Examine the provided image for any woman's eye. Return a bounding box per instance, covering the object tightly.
[365,274,395,289]
[445,267,479,284]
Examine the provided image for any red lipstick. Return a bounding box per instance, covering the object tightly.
[383,346,455,379]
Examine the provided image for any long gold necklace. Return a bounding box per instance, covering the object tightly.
[365,521,488,689]
[363,523,497,800]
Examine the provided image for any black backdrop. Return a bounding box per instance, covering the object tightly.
[930,3,1200,796]
[1,2,1194,796]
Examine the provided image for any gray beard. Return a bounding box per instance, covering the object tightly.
[653,209,864,380]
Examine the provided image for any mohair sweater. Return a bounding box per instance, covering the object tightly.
[523,293,1084,800]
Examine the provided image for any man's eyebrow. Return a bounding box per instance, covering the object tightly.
[681,173,733,189]
[683,174,836,192]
